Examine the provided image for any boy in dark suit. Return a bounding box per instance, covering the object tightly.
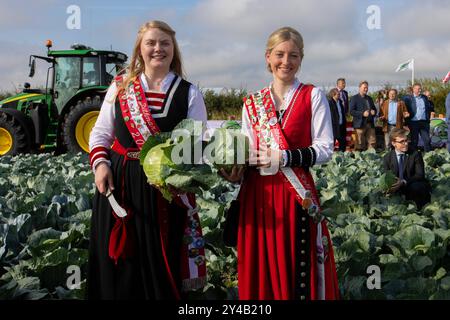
[383,128,431,209]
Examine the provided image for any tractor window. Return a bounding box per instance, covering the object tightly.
[105,57,125,85]
[82,57,100,87]
[105,63,117,84]
[55,57,81,90]
[54,57,81,111]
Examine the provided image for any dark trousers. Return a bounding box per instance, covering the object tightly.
[402,181,431,210]
[336,123,347,152]
[408,120,431,152]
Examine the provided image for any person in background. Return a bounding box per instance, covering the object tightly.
[379,89,409,150]
[406,86,413,95]
[349,81,377,151]
[336,78,349,115]
[328,88,347,151]
[403,83,434,152]
[375,89,387,119]
[383,128,431,209]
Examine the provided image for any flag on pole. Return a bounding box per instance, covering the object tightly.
[442,71,450,83]
[395,59,414,72]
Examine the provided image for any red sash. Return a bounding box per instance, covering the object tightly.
[243,85,322,213]
[118,76,161,148]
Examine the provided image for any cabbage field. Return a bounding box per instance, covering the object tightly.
[0,149,449,300]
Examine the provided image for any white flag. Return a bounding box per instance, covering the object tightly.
[395,59,414,72]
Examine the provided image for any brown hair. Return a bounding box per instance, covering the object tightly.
[359,80,369,87]
[120,20,184,90]
[388,88,398,95]
[328,88,339,99]
[265,27,304,73]
[389,128,408,142]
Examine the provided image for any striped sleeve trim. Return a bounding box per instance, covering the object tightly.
[89,146,110,169]
[284,147,317,168]
[92,158,111,173]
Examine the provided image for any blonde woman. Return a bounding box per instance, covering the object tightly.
[224,27,340,300]
[87,20,207,299]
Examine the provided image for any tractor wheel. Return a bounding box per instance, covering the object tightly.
[63,96,102,153]
[0,112,30,156]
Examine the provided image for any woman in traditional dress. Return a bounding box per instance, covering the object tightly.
[87,20,207,299]
[223,26,340,300]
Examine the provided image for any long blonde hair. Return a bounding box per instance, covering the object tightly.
[265,27,304,73]
[120,20,184,90]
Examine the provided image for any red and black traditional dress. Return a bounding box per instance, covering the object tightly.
[87,72,207,299]
[237,79,340,300]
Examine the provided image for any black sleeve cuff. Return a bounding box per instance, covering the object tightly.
[285,147,317,168]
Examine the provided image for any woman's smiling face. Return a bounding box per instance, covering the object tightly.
[140,28,174,71]
[266,39,302,83]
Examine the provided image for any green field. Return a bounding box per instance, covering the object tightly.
[0,149,449,299]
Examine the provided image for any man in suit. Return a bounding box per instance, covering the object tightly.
[349,81,377,151]
[403,83,434,152]
[383,128,431,209]
[337,78,349,114]
[379,88,410,150]
[328,88,347,151]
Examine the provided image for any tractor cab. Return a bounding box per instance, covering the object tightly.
[0,40,127,156]
[50,44,126,113]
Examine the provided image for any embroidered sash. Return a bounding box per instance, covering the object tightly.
[118,77,162,148]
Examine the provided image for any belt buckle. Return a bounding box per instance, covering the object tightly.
[127,151,140,159]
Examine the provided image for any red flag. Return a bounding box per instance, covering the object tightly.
[443,71,450,83]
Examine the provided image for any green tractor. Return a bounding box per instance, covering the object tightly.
[0,40,127,156]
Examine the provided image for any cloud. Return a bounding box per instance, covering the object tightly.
[180,0,360,90]
[0,0,67,33]
[0,0,449,93]
[180,0,450,90]
[187,0,356,42]
[383,1,450,41]
[0,40,48,93]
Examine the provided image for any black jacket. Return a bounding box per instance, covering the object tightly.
[402,94,434,122]
[383,149,427,185]
[349,94,377,128]
[328,99,339,139]
[338,89,349,114]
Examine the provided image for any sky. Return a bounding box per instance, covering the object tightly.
[0,0,449,94]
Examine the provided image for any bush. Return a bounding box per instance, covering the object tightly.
[412,78,449,117]
[385,78,449,117]
[202,89,247,120]
[0,91,14,101]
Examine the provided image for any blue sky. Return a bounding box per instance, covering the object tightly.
[0,0,449,93]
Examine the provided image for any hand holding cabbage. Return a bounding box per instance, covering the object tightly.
[140,119,249,203]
